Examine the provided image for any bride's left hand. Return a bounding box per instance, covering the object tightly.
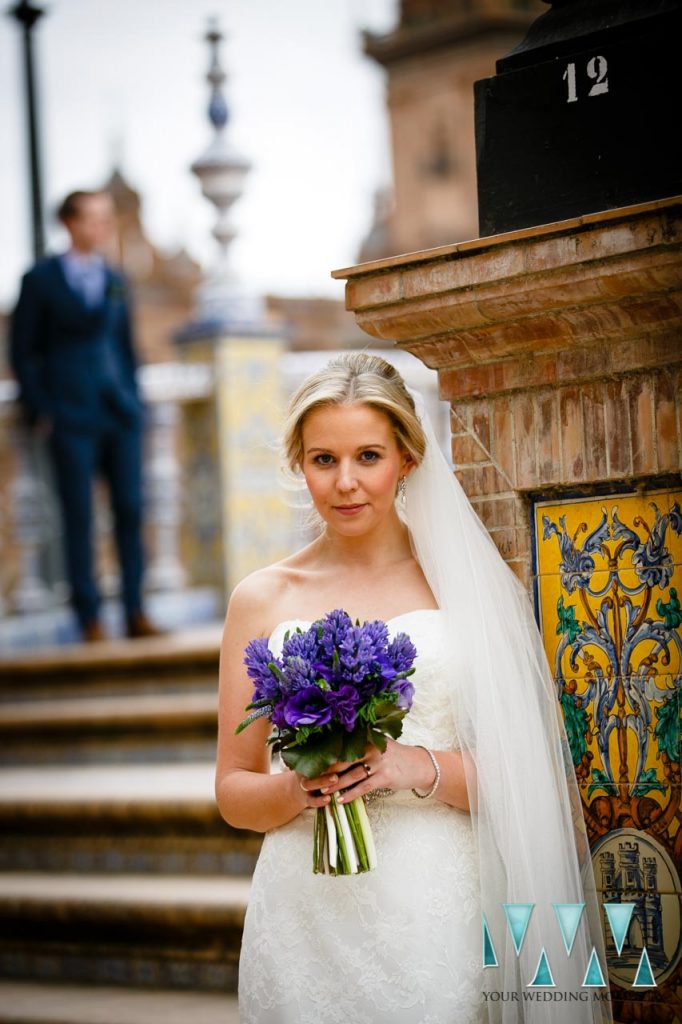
[307,739,437,803]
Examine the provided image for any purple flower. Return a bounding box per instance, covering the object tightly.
[284,685,334,728]
[244,638,282,702]
[282,627,321,663]
[271,703,288,730]
[394,677,415,710]
[328,684,361,731]
[319,608,353,658]
[282,654,318,692]
[337,620,390,684]
[387,632,417,675]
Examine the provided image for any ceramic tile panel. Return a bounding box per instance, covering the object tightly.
[531,487,681,1011]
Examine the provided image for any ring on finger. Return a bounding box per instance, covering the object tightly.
[362,761,372,778]
[299,779,307,792]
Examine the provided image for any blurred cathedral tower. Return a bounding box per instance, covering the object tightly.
[359,0,542,261]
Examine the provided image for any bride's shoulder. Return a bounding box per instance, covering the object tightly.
[225,543,317,636]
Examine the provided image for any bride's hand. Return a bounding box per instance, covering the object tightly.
[303,740,437,804]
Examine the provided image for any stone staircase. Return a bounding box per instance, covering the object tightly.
[0,628,258,1022]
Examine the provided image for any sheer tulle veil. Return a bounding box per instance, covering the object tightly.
[404,388,613,1024]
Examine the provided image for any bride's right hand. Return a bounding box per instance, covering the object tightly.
[294,770,336,810]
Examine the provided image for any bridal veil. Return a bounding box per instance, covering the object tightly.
[404,389,613,1024]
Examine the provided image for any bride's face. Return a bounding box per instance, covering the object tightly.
[300,402,413,534]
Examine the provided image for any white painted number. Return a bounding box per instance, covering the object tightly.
[563,62,578,103]
[563,56,609,102]
[587,55,609,96]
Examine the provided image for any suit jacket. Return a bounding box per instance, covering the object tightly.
[9,255,144,431]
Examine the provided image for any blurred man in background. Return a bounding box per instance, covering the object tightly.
[10,189,163,642]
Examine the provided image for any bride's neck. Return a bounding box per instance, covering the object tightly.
[315,512,411,570]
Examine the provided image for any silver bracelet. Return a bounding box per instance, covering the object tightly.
[411,745,441,799]
[365,787,394,805]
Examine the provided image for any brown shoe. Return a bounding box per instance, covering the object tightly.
[82,619,107,643]
[126,611,166,639]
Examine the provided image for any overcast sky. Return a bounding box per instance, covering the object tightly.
[0,0,398,310]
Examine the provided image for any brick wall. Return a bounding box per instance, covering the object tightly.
[446,365,682,588]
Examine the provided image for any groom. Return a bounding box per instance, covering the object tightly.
[9,189,163,642]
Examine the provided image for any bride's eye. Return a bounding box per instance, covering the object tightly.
[313,453,335,465]
[359,451,380,462]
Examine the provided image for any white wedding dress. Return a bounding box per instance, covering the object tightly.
[238,608,486,1024]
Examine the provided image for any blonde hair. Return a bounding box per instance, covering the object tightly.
[283,353,427,474]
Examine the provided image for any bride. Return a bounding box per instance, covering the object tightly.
[215,353,613,1024]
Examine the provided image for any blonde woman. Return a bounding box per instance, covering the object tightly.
[215,353,612,1024]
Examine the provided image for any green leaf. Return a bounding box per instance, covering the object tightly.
[587,768,618,799]
[281,731,343,778]
[373,705,408,741]
[368,728,388,753]
[631,767,667,797]
[339,724,369,762]
[269,727,296,749]
[243,696,273,712]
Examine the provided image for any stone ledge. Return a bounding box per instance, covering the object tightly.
[0,692,217,731]
[0,626,222,679]
[0,981,239,1024]
[332,195,682,280]
[0,763,215,803]
[331,196,682,367]
[0,872,249,913]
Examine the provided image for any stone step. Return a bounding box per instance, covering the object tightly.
[0,764,261,875]
[0,873,250,993]
[0,691,218,765]
[0,981,239,1024]
[0,627,222,702]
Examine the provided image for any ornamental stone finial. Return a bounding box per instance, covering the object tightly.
[190,17,263,329]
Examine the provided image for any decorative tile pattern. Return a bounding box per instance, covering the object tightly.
[533,487,681,1010]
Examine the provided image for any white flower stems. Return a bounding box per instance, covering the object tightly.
[313,794,377,875]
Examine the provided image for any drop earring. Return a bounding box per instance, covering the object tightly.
[398,476,406,504]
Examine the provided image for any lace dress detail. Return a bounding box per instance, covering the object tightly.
[238,609,485,1024]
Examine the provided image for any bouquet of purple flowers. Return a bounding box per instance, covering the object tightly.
[236,608,417,875]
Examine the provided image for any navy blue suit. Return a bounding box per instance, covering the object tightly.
[10,255,147,627]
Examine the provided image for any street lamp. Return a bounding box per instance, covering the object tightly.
[8,0,47,261]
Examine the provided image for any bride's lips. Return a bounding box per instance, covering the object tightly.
[334,503,367,516]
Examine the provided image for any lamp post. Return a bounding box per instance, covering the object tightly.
[8,0,46,261]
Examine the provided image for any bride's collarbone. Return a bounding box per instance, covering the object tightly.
[268,606,440,633]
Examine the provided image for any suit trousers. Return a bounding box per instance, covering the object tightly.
[48,412,145,626]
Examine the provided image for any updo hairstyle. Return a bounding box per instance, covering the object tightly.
[282,353,427,476]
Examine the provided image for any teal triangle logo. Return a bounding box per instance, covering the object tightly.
[604,902,635,955]
[582,947,607,987]
[633,947,657,987]
[482,914,498,967]
[503,903,534,955]
[528,947,555,987]
[553,903,585,955]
